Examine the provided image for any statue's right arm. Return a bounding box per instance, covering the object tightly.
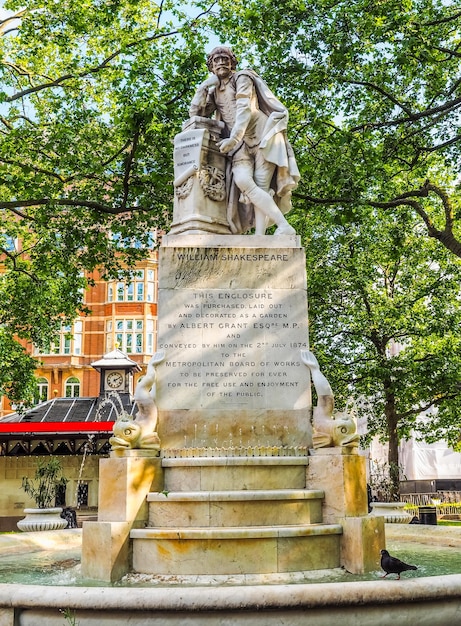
[189,75,219,118]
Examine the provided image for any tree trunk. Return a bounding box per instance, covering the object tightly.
[384,387,400,500]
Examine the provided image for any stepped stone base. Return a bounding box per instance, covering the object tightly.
[162,456,309,491]
[82,449,382,581]
[147,489,324,527]
[131,524,342,575]
[130,455,342,576]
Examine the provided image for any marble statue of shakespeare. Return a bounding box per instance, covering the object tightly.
[189,46,300,235]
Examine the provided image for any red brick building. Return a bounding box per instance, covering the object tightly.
[0,252,158,418]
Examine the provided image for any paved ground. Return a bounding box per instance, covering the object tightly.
[386,522,461,546]
[0,528,82,555]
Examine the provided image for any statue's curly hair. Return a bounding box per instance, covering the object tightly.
[206,46,238,72]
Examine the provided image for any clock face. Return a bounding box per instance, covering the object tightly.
[106,371,124,389]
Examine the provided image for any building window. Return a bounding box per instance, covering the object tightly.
[107,269,156,303]
[65,376,80,398]
[35,377,49,404]
[113,319,144,354]
[35,321,82,356]
[105,318,156,354]
[146,319,155,354]
[73,321,82,355]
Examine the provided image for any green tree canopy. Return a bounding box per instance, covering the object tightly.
[207,0,461,257]
[2,0,461,472]
[0,0,211,403]
[304,202,461,495]
[202,0,461,485]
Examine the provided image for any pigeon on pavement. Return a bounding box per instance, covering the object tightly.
[380,549,417,580]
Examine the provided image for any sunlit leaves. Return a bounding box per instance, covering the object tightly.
[0,0,212,401]
[304,201,461,460]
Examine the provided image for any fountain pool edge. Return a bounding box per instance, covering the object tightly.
[0,525,460,625]
[0,574,460,625]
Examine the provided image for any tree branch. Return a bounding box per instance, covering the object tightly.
[121,126,141,210]
[342,79,413,116]
[0,9,27,35]
[296,181,461,259]
[397,390,461,420]
[0,158,66,183]
[0,198,149,215]
[369,181,461,258]
[5,28,180,103]
[351,95,461,132]
[0,248,39,282]
[420,11,461,27]
[5,3,217,103]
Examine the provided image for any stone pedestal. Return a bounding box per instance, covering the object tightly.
[170,117,231,235]
[81,452,163,582]
[81,521,133,583]
[306,448,384,573]
[341,515,384,574]
[97,452,163,523]
[306,448,368,523]
[83,234,380,581]
[156,234,312,452]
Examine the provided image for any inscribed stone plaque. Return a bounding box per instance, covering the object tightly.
[173,128,206,186]
[157,244,310,410]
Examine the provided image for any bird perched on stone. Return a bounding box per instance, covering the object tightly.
[380,549,417,580]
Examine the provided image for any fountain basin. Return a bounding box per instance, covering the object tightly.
[0,526,460,624]
[1,575,461,625]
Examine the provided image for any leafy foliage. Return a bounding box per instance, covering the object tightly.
[2,0,461,473]
[303,201,461,492]
[0,1,212,401]
[0,329,37,406]
[206,0,461,257]
[203,1,461,483]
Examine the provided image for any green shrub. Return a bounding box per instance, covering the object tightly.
[21,457,68,509]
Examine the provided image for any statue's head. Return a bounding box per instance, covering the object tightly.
[206,46,238,74]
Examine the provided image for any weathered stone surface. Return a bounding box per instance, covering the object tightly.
[162,457,308,492]
[131,525,342,576]
[147,489,324,528]
[306,449,384,574]
[306,449,369,523]
[81,521,132,582]
[97,455,163,523]
[156,235,311,450]
[81,456,164,582]
[340,515,384,574]
[0,609,14,626]
[170,118,230,235]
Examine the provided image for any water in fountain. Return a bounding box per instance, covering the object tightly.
[68,391,131,520]
[95,390,127,421]
[0,532,460,587]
